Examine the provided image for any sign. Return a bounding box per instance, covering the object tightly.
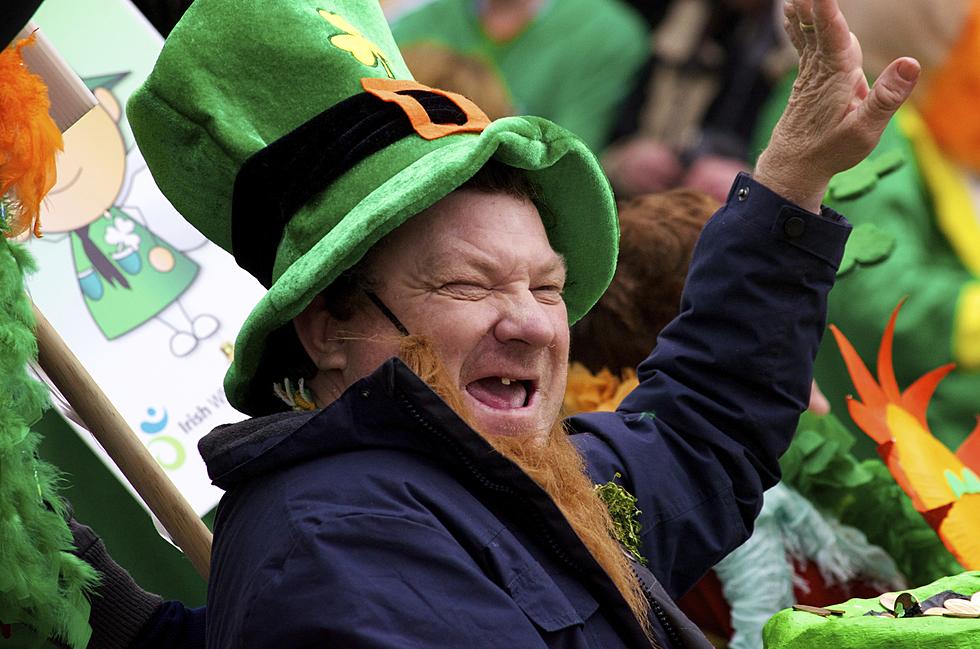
[27,0,266,515]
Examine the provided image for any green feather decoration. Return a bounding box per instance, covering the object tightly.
[595,473,646,565]
[0,234,97,648]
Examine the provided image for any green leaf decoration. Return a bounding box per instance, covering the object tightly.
[827,149,906,203]
[781,411,962,586]
[837,223,897,277]
[594,473,646,565]
[872,149,906,177]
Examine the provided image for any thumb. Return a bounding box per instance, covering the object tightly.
[855,57,920,134]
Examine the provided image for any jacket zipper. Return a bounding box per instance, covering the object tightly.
[396,391,657,648]
[628,557,687,649]
[396,392,580,569]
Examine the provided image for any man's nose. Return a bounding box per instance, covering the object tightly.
[492,291,557,348]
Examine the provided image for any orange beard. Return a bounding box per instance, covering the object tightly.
[398,336,654,640]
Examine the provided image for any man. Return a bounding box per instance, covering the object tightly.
[117,0,918,647]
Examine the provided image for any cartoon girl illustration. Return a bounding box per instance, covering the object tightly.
[38,73,218,356]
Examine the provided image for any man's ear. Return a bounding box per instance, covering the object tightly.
[292,295,348,372]
[93,87,122,123]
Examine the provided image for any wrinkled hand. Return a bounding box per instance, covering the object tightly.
[755,0,920,213]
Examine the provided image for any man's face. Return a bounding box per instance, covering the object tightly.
[335,189,570,439]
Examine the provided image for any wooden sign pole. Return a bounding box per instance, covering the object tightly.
[32,302,212,581]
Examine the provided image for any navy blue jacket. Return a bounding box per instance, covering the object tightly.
[137,175,850,648]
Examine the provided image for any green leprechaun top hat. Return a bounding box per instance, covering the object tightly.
[127,0,619,416]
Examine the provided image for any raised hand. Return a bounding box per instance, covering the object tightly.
[755,0,920,213]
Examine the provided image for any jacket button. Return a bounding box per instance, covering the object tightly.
[783,216,805,238]
[737,186,749,201]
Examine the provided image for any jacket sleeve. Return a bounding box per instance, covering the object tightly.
[241,513,551,648]
[570,173,850,599]
[129,603,206,649]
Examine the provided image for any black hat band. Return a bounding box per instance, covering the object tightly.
[231,80,489,288]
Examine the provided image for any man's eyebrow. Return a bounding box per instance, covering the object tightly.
[543,254,567,278]
[419,249,567,279]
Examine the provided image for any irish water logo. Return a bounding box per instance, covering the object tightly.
[139,405,186,470]
[148,436,186,471]
[140,406,169,433]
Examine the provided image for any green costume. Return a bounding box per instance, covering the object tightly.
[391,0,649,153]
[815,111,980,455]
[69,207,198,339]
[754,76,980,456]
[764,571,980,649]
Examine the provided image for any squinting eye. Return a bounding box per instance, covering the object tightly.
[532,286,564,303]
[441,283,491,299]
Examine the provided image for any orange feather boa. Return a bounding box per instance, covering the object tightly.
[0,33,63,238]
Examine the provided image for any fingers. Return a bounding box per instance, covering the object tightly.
[792,0,818,48]
[793,0,852,55]
[783,4,805,54]
[853,56,920,135]
[810,0,836,30]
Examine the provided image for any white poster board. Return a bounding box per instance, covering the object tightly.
[27,0,266,516]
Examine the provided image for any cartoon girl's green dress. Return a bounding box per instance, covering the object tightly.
[69,208,198,339]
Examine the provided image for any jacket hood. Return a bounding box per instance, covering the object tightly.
[198,408,318,487]
[199,358,447,489]
[201,356,535,492]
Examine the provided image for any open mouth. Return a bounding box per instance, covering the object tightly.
[465,376,536,410]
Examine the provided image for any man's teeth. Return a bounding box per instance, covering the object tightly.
[501,377,513,385]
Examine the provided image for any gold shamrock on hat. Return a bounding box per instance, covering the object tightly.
[318,10,394,78]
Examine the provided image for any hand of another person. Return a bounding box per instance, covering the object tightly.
[681,155,751,202]
[67,516,164,649]
[808,379,830,415]
[755,0,920,213]
[602,137,685,198]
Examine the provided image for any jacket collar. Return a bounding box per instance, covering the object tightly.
[200,357,653,647]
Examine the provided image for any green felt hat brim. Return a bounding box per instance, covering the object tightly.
[226,115,618,414]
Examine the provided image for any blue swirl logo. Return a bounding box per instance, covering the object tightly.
[140,407,169,434]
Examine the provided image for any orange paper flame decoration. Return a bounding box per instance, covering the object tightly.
[0,33,63,238]
[831,300,980,569]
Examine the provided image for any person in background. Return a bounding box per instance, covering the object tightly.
[604,0,794,201]
[401,43,515,120]
[391,0,650,152]
[568,189,718,382]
